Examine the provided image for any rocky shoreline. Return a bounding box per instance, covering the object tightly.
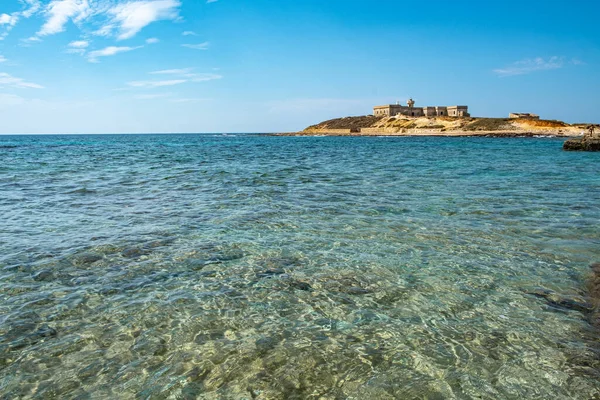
[277,130,579,138]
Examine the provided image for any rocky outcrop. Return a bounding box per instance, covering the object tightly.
[298,115,583,137]
[563,138,600,151]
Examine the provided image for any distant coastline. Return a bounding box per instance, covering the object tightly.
[282,115,588,137]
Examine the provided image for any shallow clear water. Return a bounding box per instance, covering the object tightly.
[0,134,599,399]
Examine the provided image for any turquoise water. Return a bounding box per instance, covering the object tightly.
[0,134,599,399]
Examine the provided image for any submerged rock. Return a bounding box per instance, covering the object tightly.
[289,281,312,291]
[121,247,151,259]
[527,288,593,314]
[587,263,600,327]
[256,268,286,279]
[32,269,55,282]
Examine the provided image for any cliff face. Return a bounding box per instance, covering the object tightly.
[302,116,582,136]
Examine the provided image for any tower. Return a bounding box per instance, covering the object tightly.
[407,98,415,108]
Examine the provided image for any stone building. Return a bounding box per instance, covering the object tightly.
[509,113,540,119]
[373,99,469,118]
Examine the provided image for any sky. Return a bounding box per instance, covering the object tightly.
[0,0,599,134]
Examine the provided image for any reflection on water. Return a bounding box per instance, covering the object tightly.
[0,134,599,399]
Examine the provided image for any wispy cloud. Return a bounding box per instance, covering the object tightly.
[69,39,89,48]
[87,45,142,63]
[0,56,7,63]
[19,0,181,41]
[1,0,40,40]
[151,68,194,75]
[146,37,159,44]
[148,68,222,82]
[66,39,89,54]
[182,30,197,36]
[188,73,222,82]
[0,72,44,89]
[182,42,209,50]
[105,0,181,40]
[493,56,566,77]
[125,68,222,90]
[127,79,186,88]
[37,0,91,37]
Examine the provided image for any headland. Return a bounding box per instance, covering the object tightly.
[291,115,582,137]
[283,98,590,137]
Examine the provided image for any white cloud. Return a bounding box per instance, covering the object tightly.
[37,0,91,37]
[0,13,19,26]
[146,37,159,44]
[493,57,565,77]
[182,42,209,50]
[105,0,181,40]
[0,56,6,63]
[127,79,186,88]
[0,72,44,89]
[87,45,141,62]
[189,73,222,82]
[21,0,42,18]
[0,1,41,40]
[125,68,222,91]
[148,68,221,82]
[150,68,193,74]
[182,30,197,36]
[69,39,89,48]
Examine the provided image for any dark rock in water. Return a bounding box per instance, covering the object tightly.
[99,286,120,296]
[34,325,57,338]
[256,268,286,279]
[185,258,220,271]
[588,263,600,327]
[214,249,245,262]
[121,247,151,258]
[314,318,338,330]
[344,287,372,296]
[194,330,224,344]
[289,281,312,291]
[5,324,57,350]
[255,336,279,354]
[588,263,600,300]
[563,138,600,151]
[71,252,103,266]
[32,269,55,282]
[526,288,593,314]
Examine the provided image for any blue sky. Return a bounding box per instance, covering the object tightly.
[0,0,599,133]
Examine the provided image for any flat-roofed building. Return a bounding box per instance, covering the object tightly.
[509,113,540,119]
[373,99,469,118]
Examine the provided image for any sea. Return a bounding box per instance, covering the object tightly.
[0,134,599,399]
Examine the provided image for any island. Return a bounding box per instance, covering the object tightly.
[284,99,591,138]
